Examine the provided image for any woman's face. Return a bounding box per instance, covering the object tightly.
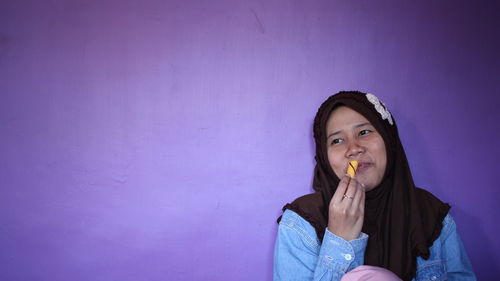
[326,106,387,191]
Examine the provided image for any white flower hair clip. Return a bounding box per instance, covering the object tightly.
[365,93,394,125]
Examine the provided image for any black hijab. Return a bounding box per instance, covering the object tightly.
[280,91,450,280]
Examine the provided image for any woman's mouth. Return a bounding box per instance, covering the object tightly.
[357,162,372,171]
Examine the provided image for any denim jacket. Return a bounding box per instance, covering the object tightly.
[274,210,476,281]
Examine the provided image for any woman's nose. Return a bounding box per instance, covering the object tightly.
[345,141,365,158]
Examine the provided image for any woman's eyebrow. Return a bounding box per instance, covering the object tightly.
[355,122,371,128]
[327,122,372,139]
[327,130,341,139]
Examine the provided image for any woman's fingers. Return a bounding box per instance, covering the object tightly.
[328,177,365,241]
[350,179,364,210]
[344,177,358,200]
[342,177,360,204]
[332,175,351,204]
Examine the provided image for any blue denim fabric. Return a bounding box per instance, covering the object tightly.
[274,209,476,281]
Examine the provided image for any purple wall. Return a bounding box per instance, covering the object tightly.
[1,0,499,280]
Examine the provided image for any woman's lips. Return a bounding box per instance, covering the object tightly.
[357,162,372,171]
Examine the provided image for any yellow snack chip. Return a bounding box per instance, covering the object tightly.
[347,160,359,178]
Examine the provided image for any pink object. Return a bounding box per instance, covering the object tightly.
[341,266,403,281]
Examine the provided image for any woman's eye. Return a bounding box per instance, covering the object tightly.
[359,129,372,136]
[331,138,343,145]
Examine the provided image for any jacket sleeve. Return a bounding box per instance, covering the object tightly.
[273,210,368,281]
[440,214,477,281]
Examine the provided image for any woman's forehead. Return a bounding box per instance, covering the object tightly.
[327,106,371,128]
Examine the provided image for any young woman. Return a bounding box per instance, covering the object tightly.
[274,91,476,281]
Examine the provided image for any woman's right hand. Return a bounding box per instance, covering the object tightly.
[327,175,365,241]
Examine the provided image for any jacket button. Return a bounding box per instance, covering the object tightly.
[343,254,352,261]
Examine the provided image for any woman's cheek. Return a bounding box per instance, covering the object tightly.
[332,162,345,178]
[327,148,346,178]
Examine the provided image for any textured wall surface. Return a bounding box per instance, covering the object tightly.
[1,0,499,280]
